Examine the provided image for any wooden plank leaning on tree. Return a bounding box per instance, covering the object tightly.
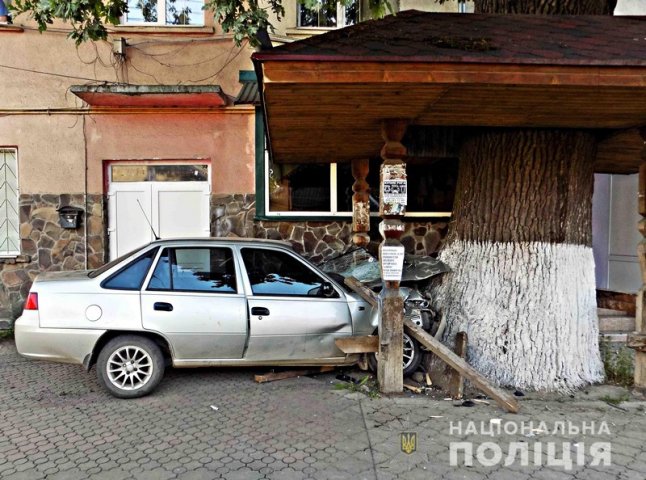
[344,276,520,413]
[404,321,520,413]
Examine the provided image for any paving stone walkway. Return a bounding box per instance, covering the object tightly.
[1,338,645,480]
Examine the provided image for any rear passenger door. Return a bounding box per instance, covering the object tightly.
[141,246,247,360]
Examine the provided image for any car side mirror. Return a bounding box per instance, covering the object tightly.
[321,282,335,298]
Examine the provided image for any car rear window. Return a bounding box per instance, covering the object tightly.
[102,248,158,290]
[89,244,149,278]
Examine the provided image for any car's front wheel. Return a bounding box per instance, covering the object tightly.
[96,335,165,399]
[368,332,422,377]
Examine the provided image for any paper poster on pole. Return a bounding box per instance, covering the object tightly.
[381,163,407,216]
[381,245,405,281]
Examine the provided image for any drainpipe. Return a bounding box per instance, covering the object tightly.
[83,115,89,271]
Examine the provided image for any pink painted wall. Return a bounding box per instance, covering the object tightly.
[85,111,255,195]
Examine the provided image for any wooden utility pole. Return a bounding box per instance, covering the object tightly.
[377,119,408,393]
[628,128,646,393]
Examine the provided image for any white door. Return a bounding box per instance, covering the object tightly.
[108,180,210,260]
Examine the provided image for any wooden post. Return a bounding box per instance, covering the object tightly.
[351,159,370,247]
[629,128,646,393]
[377,119,408,393]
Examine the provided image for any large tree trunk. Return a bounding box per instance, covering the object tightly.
[432,0,614,392]
[435,130,604,391]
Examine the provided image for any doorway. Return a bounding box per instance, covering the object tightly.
[107,163,211,259]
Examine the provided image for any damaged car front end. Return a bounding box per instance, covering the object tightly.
[318,247,450,375]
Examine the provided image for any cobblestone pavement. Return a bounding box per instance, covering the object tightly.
[1,337,645,480]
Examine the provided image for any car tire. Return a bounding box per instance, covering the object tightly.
[96,335,165,399]
[368,332,422,377]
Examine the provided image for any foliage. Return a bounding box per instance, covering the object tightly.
[12,0,127,44]
[0,328,14,340]
[334,374,380,398]
[600,337,634,388]
[600,392,631,405]
[12,0,392,47]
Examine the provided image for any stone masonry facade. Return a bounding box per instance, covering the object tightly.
[212,194,449,264]
[0,194,106,325]
[0,192,446,327]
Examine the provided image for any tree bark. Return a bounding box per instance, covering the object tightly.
[436,129,604,391]
[451,130,594,245]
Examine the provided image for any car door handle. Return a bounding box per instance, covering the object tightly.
[154,302,173,312]
[251,307,270,316]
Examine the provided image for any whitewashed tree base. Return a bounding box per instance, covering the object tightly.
[434,240,604,392]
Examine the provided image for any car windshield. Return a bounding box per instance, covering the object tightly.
[88,244,151,278]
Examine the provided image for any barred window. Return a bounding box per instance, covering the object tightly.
[0,148,19,256]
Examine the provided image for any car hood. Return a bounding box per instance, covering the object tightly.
[319,247,450,285]
[35,270,93,283]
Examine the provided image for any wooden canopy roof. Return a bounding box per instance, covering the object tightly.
[253,11,646,173]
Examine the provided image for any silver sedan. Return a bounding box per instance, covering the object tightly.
[15,239,378,398]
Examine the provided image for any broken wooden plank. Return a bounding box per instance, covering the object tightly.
[403,383,423,394]
[335,335,379,354]
[345,276,378,307]
[254,366,335,384]
[448,332,468,400]
[404,319,520,413]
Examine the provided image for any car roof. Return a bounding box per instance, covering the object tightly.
[148,237,294,249]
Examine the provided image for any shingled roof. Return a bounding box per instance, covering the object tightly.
[254,11,646,173]
[254,10,646,66]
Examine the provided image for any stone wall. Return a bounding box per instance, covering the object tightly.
[0,194,105,324]
[211,193,449,263]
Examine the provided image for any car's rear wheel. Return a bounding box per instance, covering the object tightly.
[96,335,165,399]
[368,332,422,377]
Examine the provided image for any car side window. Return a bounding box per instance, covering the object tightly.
[241,248,336,297]
[102,248,158,290]
[148,247,237,294]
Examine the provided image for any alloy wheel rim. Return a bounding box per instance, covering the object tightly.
[107,346,153,391]
[402,333,415,369]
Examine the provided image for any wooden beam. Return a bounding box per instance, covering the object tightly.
[345,276,379,306]
[377,119,410,394]
[335,336,379,354]
[254,366,335,384]
[404,320,520,413]
[448,332,468,400]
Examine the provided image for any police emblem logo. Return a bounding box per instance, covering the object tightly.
[400,432,417,454]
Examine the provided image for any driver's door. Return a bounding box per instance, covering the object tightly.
[240,247,352,361]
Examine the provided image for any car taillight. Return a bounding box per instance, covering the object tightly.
[25,292,38,311]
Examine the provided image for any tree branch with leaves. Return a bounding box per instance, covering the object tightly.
[11,0,392,46]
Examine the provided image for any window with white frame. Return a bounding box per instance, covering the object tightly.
[0,148,19,256]
[298,0,360,28]
[124,0,204,25]
[265,155,457,218]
